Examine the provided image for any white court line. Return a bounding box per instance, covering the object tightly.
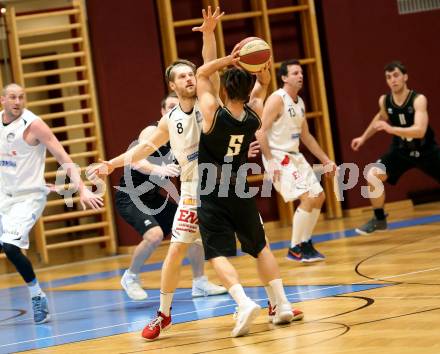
[2,289,193,325]
[2,265,440,349]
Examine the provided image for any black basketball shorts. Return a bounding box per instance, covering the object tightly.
[198,191,267,260]
[115,190,177,237]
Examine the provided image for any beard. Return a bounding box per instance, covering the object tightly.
[176,85,196,99]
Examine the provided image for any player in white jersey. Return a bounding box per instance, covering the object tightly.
[90,7,229,341]
[117,93,228,301]
[256,59,336,263]
[0,83,103,324]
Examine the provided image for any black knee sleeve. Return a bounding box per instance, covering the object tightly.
[2,243,36,283]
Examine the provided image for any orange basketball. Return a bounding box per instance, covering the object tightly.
[236,37,271,73]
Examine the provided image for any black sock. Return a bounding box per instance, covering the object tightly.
[374,208,386,220]
[3,243,36,283]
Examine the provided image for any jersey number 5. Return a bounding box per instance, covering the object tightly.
[226,135,244,156]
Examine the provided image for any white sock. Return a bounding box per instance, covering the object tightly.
[269,278,289,305]
[264,285,276,307]
[291,208,311,247]
[28,280,44,298]
[159,292,174,316]
[302,208,321,242]
[228,283,250,307]
[193,275,207,284]
[125,269,137,277]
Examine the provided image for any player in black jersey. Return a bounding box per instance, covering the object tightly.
[116,93,226,301]
[351,61,440,234]
[196,48,303,338]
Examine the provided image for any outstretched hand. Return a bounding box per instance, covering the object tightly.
[45,183,104,210]
[87,160,115,179]
[151,163,181,178]
[79,187,104,210]
[192,6,224,33]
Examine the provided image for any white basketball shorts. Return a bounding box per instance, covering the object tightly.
[0,191,47,249]
[171,181,202,245]
[263,150,323,202]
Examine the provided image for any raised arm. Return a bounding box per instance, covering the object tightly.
[351,95,388,151]
[196,54,238,132]
[248,61,271,117]
[29,119,103,210]
[192,6,224,94]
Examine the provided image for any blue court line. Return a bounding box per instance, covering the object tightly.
[268,214,440,251]
[0,283,391,353]
[1,214,439,294]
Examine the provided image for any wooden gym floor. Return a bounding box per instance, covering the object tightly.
[1,201,439,354]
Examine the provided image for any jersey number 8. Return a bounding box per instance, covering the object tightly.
[176,122,183,134]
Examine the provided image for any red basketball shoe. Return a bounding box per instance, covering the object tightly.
[141,311,172,341]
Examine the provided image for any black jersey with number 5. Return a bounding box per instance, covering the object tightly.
[198,105,261,185]
[385,90,436,151]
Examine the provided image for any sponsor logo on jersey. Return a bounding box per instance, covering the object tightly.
[0,160,17,167]
[144,219,152,227]
[291,133,301,139]
[177,209,198,224]
[187,151,198,162]
[407,106,414,114]
[4,228,20,238]
[387,108,393,114]
[183,198,197,206]
[195,110,203,123]
[6,132,15,143]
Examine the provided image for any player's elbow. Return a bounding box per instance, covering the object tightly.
[196,67,209,80]
[414,126,427,139]
[415,130,426,139]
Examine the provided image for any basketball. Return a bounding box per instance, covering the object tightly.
[236,37,271,73]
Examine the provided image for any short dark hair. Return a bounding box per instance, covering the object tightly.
[161,91,178,110]
[277,59,301,86]
[220,68,255,102]
[384,61,407,74]
[165,59,196,85]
